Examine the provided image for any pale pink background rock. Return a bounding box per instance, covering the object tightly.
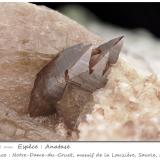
[0,3,103,141]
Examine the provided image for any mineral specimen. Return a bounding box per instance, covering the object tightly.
[1,2,160,141]
[29,36,123,129]
[28,43,92,117]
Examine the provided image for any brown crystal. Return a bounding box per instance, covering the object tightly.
[57,84,93,129]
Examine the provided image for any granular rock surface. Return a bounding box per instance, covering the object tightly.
[78,59,160,140]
